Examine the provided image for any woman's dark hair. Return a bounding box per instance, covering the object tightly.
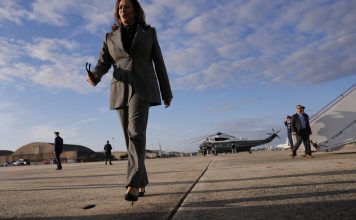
[114,0,146,26]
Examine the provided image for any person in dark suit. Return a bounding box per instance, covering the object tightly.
[290,105,312,158]
[86,0,172,203]
[54,132,63,170]
[104,140,113,165]
[231,142,236,154]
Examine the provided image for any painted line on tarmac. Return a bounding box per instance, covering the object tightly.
[166,158,213,220]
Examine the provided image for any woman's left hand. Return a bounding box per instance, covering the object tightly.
[163,98,172,108]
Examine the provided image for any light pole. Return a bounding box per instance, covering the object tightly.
[112,137,114,150]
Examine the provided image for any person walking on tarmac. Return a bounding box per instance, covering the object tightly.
[231,142,236,154]
[291,105,312,158]
[86,0,173,203]
[284,115,294,149]
[54,132,63,170]
[104,140,113,165]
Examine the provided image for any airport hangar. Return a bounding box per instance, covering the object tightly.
[0,143,112,164]
[0,143,185,165]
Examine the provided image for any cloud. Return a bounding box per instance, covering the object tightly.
[0,37,100,93]
[164,0,356,90]
[28,0,72,26]
[0,113,18,131]
[0,102,13,110]
[296,0,356,36]
[28,124,80,144]
[275,33,356,83]
[207,99,256,113]
[75,0,115,33]
[76,117,99,125]
[0,0,29,24]
[29,125,57,141]
[26,38,79,61]
[0,37,26,66]
[0,111,17,121]
[216,118,266,131]
[1,0,355,93]
[0,0,115,33]
[165,47,214,75]
[0,102,20,132]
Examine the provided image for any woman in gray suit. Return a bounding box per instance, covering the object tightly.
[86,0,173,203]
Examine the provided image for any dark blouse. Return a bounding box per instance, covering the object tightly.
[121,24,137,55]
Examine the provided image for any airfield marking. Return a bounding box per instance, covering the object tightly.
[167,158,213,220]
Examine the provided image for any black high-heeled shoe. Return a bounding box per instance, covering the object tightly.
[124,192,138,205]
[138,187,145,197]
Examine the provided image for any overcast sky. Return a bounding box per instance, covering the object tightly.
[0,0,355,153]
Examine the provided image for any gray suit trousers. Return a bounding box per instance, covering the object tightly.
[117,93,149,188]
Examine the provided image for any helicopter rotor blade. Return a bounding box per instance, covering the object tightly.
[190,139,205,144]
[180,135,209,143]
[180,132,220,144]
[225,130,266,134]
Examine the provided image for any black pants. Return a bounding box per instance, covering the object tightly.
[55,152,62,169]
[105,152,112,164]
[292,129,311,156]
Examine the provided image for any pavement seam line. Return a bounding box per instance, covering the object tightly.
[166,158,213,220]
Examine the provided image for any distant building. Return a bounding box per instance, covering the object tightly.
[1,144,187,164]
[111,151,128,160]
[0,150,13,156]
[0,142,106,164]
[0,150,13,163]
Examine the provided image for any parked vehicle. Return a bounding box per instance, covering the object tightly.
[43,159,52,164]
[43,159,56,164]
[18,159,25,166]
[0,162,9,167]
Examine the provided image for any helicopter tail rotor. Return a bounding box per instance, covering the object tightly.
[267,129,280,139]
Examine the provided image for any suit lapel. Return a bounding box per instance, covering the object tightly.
[131,24,149,56]
[130,24,142,53]
[111,26,128,56]
[110,24,145,57]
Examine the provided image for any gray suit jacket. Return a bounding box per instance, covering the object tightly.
[92,24,173,109]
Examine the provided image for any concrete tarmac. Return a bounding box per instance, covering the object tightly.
[1,148,355,220]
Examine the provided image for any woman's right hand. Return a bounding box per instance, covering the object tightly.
[85,62,97,86]
[163,97,172,108]
[86,73,96,86]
